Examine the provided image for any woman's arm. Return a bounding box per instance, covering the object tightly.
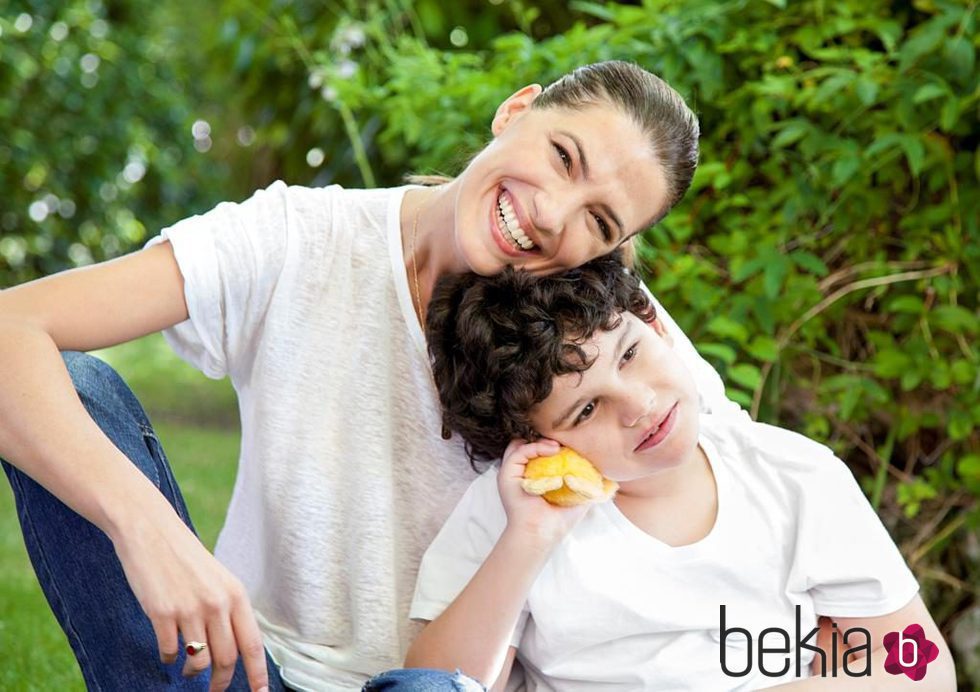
[0,242,269,691]
[774,595,955,691]
[405,439,586,687]
[0,243,188,499]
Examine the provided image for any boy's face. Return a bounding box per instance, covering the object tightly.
[529,311,701,487]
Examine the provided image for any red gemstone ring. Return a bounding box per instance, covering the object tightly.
[185,641,208,656]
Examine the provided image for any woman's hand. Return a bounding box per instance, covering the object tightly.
[497,439,591,547]
[110,494,269,692]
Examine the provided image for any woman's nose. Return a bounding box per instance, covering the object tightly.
[532,188,571,237]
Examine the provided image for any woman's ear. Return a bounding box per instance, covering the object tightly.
[491,84,543,136]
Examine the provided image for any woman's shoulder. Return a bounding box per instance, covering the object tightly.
[281,183,412,243]
[231,181,407,222]
[280,182,408,210]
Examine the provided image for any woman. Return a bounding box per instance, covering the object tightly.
[0,61,737,691]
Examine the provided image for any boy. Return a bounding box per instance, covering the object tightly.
[404,255,954,690]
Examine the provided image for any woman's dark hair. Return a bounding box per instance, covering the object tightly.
[533,60,699,228]
[426,252,655,465]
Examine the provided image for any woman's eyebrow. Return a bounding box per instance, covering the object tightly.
[557,129,625,238]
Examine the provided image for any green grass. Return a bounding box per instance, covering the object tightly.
[0,335,240,688]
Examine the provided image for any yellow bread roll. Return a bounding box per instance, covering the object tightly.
[521,447,619,507]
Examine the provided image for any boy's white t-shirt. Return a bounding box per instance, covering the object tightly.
[146,182,741,689]
[411,415,919,691]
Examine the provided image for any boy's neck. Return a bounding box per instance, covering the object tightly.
[613,443,718,547]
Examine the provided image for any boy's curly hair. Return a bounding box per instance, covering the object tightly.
[426,252,655,465]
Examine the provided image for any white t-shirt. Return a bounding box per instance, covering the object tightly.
[411,415,919,691]
[147,182,741,689]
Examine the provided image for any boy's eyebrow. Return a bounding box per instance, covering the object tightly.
[553,396,586,430]
[551,321,634,429]
[558,129,625,239]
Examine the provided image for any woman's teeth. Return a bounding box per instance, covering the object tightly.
[498,194,536,251]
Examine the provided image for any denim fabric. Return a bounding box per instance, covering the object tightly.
[362,668,486,692]
[2,352,287,691]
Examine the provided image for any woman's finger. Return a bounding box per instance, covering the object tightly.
[181,624,212,678]
[151,617,180,665]
[206,614,238,692]
[231,596,271,692]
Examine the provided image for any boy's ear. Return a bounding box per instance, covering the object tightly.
[491,84,543,136]
[650,315,673,347]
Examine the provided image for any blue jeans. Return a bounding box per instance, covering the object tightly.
[362,669,485,691]
[3,352,481,691]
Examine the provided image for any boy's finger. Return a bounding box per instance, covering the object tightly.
[524,440,560,457]
[502,438,529,460]
[502,441,561,478]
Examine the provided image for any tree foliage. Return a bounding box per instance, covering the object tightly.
[0,0,232,285]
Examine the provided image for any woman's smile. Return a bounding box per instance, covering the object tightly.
[490,187,539,257]
[496,188,538,252]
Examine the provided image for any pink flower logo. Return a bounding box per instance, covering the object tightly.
[883,624,939,681]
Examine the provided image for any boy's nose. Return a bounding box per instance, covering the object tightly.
[623,391,657,429]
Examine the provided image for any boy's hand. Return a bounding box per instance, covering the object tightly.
[498,439,591,547]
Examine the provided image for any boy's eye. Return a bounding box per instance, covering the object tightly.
[553,142,572,172]
[622,343,638,363]
[593,213,612,242]
[574,401,596,426]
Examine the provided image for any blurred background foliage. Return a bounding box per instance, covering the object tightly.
[1,0,977,686]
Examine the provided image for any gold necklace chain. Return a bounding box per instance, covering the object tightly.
[410,189,432,330]
[409,188,452,441]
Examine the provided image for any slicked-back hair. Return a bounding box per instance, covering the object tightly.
[426,252,655,466]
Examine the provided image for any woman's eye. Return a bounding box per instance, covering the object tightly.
[553,143,572,172]
[622,343,638,363]
[593,213,612,242]
[574,401,596,425]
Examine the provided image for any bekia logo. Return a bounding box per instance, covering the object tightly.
[718,606,872,679]
[883,624,940,681]
[719,607,940,682]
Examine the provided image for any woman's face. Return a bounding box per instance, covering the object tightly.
[452,87,669,276]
